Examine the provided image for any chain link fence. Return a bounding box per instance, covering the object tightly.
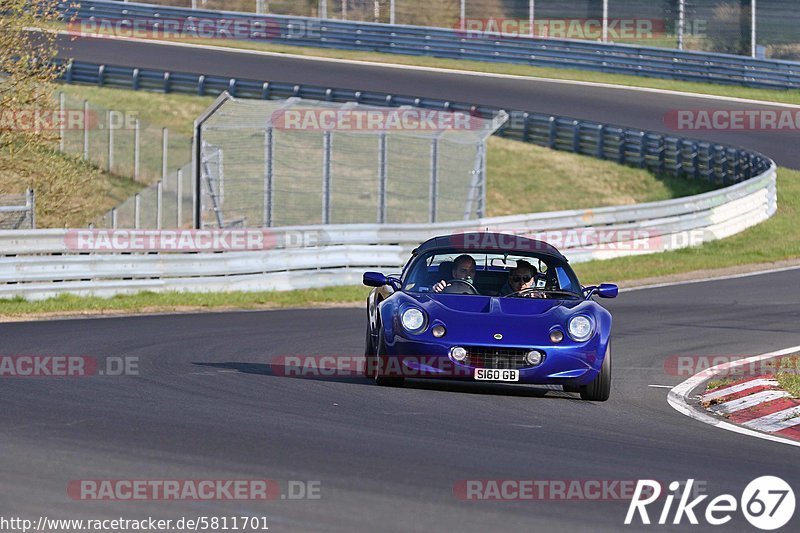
[56,91,194,228]
[135,0,800,60]
[196,95,506,228]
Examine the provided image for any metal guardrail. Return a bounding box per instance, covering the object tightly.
[62,0,800,89]
[0,164,777,300]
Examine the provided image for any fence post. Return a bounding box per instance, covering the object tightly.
[322,130,332,224]
[263,127,274,227]
[59,91,65,152]
[134,119,140,180]
[596,124,605,159]
[176,168,183,227]
[548,116,556,149]
[26,188,36,229]
[378,133,387,224]
[572,120,580,153]
[83,99,89,160]
[161,127,169,183]
[107,109,114,172]
[639,131,647,168]
[134,193,141,229]
[111,207,118,229]
[429,136,439,223]
[479,141,487,219]
[156,181,163,229]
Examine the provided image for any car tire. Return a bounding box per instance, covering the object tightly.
[580,344,611,401]
[374,328,404,388]
[363,312,376,378]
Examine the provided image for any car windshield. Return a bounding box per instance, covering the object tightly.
[402,250,582,298]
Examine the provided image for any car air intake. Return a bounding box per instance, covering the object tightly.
[463,346,542,369]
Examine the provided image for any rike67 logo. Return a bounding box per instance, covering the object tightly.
[625,477,795,530]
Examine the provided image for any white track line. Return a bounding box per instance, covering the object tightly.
[701,378,779,402]
[668,345,800,448]
[743,406,800,432]
[708,390,790,415]
[53,30,800,109]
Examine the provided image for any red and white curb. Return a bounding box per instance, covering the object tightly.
[702,376,800,439]
[668,345,800,448]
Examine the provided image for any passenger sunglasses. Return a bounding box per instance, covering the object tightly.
[510,275,532,283]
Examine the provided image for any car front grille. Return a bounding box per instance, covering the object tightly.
[463,346,541,369]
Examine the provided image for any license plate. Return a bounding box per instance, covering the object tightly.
[474,369,519,382]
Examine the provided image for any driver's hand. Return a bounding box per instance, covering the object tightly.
[527,290,546,299]
[433,280,447,293]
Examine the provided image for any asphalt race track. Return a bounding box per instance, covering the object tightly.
[57,34,800,169]
[3,33,796,532]
[2,270,800,531]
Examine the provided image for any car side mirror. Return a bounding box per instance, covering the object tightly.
[363,272,388,287]
[583,284,618,299]
[597,283,618,298]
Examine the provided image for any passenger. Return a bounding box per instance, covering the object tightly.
[433,254,476,293]
[500,260,545,297]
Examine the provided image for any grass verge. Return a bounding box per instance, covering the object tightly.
[776,357,800,398]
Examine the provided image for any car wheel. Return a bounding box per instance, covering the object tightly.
[374,328,404,388]
[580,344,611,401]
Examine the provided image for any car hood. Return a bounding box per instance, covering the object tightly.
[410,292,579,316]
[391,292,594,346]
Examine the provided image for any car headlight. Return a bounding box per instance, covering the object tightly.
[401,308,426,333]
[568,315,594,342]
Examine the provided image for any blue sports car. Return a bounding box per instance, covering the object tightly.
[362,233,618,401]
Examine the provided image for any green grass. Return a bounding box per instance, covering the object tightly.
[58,85,212,137]
[486,137,714,216]
[706,378,736,392]
[776,357,800,398]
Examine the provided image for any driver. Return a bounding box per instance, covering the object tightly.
[500,260,545,298]
[433,254,476,293]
